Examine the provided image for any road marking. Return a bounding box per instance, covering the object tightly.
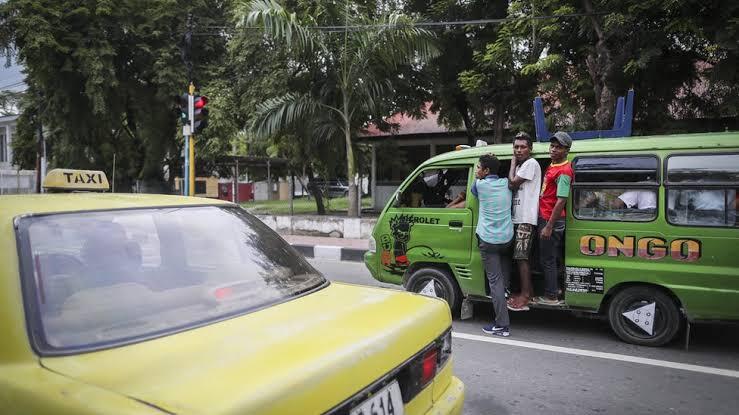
[453,331,739,379]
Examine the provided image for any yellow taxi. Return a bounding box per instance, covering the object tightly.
[0,169,464,415]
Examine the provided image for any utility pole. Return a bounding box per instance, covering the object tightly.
[35,102,46,193]
[35,122,42,193]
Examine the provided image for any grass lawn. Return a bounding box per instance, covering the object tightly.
[241,196,373,215]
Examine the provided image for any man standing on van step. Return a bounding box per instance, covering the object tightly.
[507,132,542,311]
[472,154,514,337]
[534,131,574,306]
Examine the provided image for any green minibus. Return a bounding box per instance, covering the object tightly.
[364,132,739,346]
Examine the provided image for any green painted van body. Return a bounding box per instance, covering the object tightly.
[365,132,739,322]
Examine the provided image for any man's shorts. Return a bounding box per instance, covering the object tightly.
[513,223,535,260]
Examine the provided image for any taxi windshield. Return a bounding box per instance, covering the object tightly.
[17,206,325,353]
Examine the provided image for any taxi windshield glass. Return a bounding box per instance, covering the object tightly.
[18,206,325,352]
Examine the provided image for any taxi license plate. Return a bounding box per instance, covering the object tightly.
[349,380,404,415]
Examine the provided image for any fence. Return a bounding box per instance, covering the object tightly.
[0,169,36,195]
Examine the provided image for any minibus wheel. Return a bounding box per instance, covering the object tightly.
[607,286,682,347]
[406,267,462,315]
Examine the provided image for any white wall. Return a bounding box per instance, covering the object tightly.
[253,181,269,201]
[256,214,377,239]
[0,169,35,194]
[0,115,18,169]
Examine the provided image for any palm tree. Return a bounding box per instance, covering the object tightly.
[237,0,438,216]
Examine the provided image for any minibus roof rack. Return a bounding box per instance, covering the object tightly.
[534,89,634,142]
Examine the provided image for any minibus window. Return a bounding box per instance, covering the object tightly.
[572,155,659,222]
[666,154,739,228]
[666,154,739,184]
[573,156,658,183]
[667,189,737,227]
[398,167,470,208]
[574,188,657,221]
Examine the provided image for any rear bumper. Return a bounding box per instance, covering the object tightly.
[427,376,465,415]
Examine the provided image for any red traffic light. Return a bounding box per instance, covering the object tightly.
[194,96,208,109]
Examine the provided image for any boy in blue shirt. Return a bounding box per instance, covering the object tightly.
[471,154,513,336]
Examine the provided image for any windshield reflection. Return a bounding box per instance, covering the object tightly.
[21,206,325,351]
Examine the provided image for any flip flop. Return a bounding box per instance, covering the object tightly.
[507,297,531,311]
[507,302,530,312]
[533,296,564,306]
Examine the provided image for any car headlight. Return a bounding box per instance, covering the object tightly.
[368,235,376,253]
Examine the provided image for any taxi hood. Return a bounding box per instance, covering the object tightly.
[40,282,451,415]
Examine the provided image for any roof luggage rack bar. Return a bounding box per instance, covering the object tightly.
[534,89,634,142]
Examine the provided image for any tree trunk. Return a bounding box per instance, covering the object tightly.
[305,164,326,215]
[345,126,358,217]
[456,97,477,146]
[493,99,505,143]
[343,91,359,217]
[583,0,615,130]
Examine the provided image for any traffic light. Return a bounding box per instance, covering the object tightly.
[175,93,189,124]
[193,95,208,134]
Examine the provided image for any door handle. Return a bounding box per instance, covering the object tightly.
[448,220,463,229]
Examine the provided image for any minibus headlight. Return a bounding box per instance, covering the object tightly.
[368,235,376,253]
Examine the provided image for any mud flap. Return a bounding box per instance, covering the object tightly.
[684,320,691,351]
[460,297,473,320]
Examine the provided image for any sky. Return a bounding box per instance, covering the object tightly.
[0,58,26,92]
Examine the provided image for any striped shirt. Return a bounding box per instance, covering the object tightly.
[471,174,513,244]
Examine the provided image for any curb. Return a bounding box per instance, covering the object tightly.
[291,244,368,262]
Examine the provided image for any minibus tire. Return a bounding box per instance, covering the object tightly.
[406,268,462,316]
[607,286,681,347]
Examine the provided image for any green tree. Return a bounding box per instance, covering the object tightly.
[0,0,227,190]
[216,11,343,214]
[661,0,739,127]
[0,90,22,116]
[457,0,737,137]
[404,0,508,144]
[237,0,438,216]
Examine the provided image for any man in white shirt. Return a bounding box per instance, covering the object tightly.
[614,190,657,210]
[507,132,542,311]
[683,189,733,225]
[689,190,725,211]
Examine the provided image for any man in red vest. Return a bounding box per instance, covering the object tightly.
[534,131,573,306]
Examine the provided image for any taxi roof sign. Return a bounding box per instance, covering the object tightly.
[42,169,110,192]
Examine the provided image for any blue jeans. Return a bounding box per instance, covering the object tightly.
[478,237,512,328]
[538,217,565,298]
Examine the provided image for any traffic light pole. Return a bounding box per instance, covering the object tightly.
[188,82,196,196]
[180,83,207,197]
[183,117,189,196]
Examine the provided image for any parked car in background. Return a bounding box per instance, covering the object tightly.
[314,178,350,198]
[0,169,464,415]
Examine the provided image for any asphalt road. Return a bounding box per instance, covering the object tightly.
[308,258,739,415]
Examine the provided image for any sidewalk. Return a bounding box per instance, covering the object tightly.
[281,234,370,262]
